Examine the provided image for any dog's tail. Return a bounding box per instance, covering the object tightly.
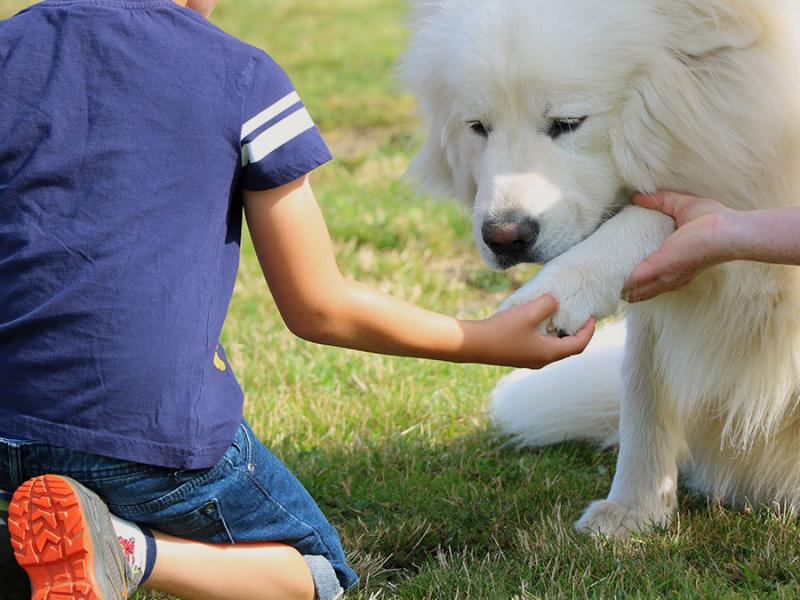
[489,320,625,447]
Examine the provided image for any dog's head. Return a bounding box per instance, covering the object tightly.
[402,0,763,269]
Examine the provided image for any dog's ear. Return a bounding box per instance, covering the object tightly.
[661,0,763,56]
[401,1,458,199]
[406,120,457,199]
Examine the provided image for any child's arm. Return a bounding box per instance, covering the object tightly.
[623,192,800,302]
[243,175,594,369]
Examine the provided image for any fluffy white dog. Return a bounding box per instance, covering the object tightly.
[402,0,800,536]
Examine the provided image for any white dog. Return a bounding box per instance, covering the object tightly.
[402,0,800,536]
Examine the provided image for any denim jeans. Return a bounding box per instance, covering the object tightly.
[0,421,358,597]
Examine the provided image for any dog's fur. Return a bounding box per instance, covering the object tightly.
[403,0,800,535]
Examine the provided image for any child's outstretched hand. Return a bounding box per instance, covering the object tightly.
[245,175,594,371]
[623,192,733,302]
[476,295,595,369]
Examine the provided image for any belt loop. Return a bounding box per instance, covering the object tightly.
[9,443,24,488]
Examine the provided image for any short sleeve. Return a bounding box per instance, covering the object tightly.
[239,53,332,191]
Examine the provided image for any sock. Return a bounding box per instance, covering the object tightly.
[110,514,157,585]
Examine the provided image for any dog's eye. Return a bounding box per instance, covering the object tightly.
[467,120,490,138]
[547,117,587,140]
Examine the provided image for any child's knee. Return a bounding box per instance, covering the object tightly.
[267,545,316,600]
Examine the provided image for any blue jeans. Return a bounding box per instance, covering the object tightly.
[0,421,358,597]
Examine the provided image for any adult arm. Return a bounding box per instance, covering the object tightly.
[623,192,800,302]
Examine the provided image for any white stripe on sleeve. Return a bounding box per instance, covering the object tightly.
[242,107,316,166]
[241,91,301,141]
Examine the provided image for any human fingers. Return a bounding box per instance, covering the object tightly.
[517,294,560,324]
[636,192,729,229]
[632,191,696,220]
[631,192,665,211]
[623,251,670,302]
[631,191,676,213]
[623,247,668,291]
[625,279,678,303]
[625,266,702,302]
[545,318,596,357]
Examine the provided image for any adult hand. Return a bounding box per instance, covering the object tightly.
[623,192,735,302]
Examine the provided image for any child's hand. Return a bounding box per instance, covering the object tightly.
[623,192,735,302]
[476,295,595,369]
[245,176,594,369]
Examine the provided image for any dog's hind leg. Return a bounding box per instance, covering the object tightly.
[489,320,624,448]
[576,311,683,537]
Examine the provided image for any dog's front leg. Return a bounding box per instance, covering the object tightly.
[575,309,682,537]
[500,206,675,335]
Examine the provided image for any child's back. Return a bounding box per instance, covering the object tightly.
[0,0,330,469]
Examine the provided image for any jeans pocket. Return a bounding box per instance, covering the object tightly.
[102,458,227,513]
[142,497,234,543]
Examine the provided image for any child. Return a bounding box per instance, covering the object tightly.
[0,1,595,598]
[624,192,800,302]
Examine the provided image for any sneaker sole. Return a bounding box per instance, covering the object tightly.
[8,475,109,600]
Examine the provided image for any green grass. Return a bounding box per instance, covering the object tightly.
[4,1,800,598]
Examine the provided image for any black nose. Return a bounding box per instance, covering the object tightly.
[481,217,539,257]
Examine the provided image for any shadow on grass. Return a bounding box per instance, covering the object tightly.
[134,429,800,598]
[271,427,609,585]
[271,429,800,598]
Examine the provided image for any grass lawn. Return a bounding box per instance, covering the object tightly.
[4,1,800,598]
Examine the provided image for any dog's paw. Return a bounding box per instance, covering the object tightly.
[500,261,621,336]
[575,500,673,538]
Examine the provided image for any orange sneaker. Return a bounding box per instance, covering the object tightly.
[7,474,140,599]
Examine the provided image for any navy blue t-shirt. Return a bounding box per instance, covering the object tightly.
[0,0,332,468]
